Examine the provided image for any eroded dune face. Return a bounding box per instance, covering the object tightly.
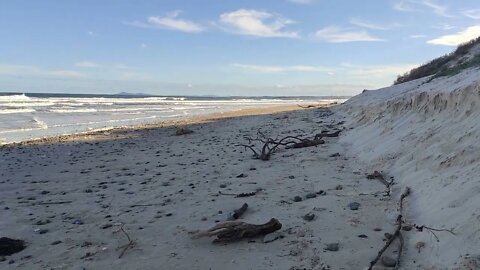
[338,68,480,269]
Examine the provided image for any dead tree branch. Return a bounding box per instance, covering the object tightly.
[114,224,136,259]
[368,187,410,270]
[237,131,341,161]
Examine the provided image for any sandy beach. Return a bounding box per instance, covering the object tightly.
[2,67,480,270]
[1,105,396,270]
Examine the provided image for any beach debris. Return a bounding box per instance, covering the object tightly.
[305,193,317,199]
[114,224,136,259]
[368,187,410,270]
[175,127,193,136]
[228,203,248,220]
[190,218,282,243]
[0,237,26,256]
[237,129,340,161]
[367,171,393,196]
[324,243,339,252]
[218,189,261,198]
[415,241,425,253]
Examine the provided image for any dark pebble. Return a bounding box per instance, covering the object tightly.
[305,193,317,199]
[50,240,62,245]
[293,196,303,202]
[303,213,315,221]
[348,202,360,210]
[101,224,113,229]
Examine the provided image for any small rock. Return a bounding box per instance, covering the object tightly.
[219,184,227,188]
[305,193,317,199]
[288,175,295,179]
[358,234,368,238]
[38,229,49,234]
[303,213,315,221]
[166,213,173,217]
[335,185,343,190]
[101,224,112,229]
[324,243,339,251]
[72,219,84,225]
[8,259,14,264]
[381,255,397,267]
[316,190,326,196]
[374,228,382,231]
[50,240,62,245]
[35,220,50,226]
[402,225,412,231]
[236,173,247,178]
[84,189,93,193]
[293,196,303,202]
[384,233,393,239]
[348,202,360,210]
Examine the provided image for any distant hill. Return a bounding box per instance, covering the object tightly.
[394,36,480,85]
[115,92,149,96]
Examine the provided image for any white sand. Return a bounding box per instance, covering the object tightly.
[1,106,395,269]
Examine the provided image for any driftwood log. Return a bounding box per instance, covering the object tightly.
[228,203,248,220]
[190,218,282,243]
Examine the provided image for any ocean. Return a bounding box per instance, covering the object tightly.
[0,92,348,144]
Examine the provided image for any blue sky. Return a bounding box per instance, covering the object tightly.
[1,0,480,96]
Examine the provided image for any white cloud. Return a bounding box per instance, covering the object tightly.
[75,61,100,68]
[344,63,418,77]
[128,10,205,33]
[140,43,148,48]
[462,9,480,20]
[427,25,480,46]
[0,64,84,78]
[231,63,330,73]
[314,26,383,43]
[87,31,96,36]
[349,18,389,30]
[218,9,298,38]
[394,0,453,18]
[432,23,455,30]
